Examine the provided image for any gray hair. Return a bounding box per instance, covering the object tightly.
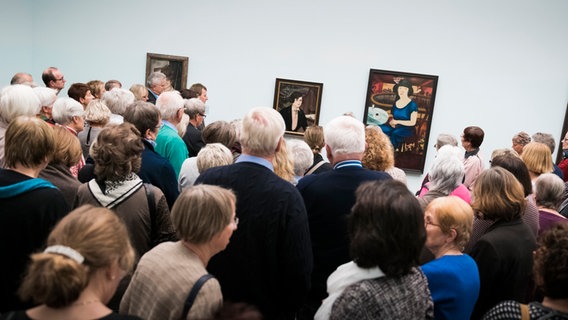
[84,99,111,125]
[532,132,556,154]
[102,88,134,116]
[436,133,458,150]
[146,72,166,88]
[429,145,465,194]
[324,116,365,156]
[33,87,57,107]
[240,107,285,157]
[196,143,233,173]
[52,98,84,126]
[535,173,565,210]
[184,98,206,119]
[286,139,314,176]
[156,91,184,121]
[512,132,531,146]
[0,85,41,124]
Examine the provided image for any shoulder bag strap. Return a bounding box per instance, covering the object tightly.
[180,274,215,320]
[305,160,326,176]
[520,303,529,320]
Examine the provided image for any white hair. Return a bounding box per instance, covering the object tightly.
[156,91,184,121]
[101,88,134,116]
[33,87,57,107]
[196,143,234,173]
[52,97,85,126]
[184,98,206,119]
[286,139,313,176]
[428,147,465,194]
[324,116,365,156]
[146,72,166,87]
[0,84,41,124]
[240,107,285,157]
[436,144,463,160]
[535,173,565,209]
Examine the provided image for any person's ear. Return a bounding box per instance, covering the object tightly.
[325,144,333,162]
[447,228,458,243]
[177,108,184,121]
[275,136,284,153]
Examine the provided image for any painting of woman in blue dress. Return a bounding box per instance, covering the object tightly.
[379,79,418,150]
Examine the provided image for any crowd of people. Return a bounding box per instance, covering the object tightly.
[2,68,568,320]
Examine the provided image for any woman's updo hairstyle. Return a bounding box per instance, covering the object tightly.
[18,205,135,308]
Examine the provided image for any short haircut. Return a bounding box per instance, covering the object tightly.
[425,196,474,251]
[324,116,365,156]
[91,123,144,181]
[10,72,33,86]
[436,133,458,149]
[41,67,58,86]
[146,72,166,88]
[202,121,237,149]
[463,126,485,148]
[240,107,285,157]
[196,143,233,173]
[105,80,122,91]
[512,131,531,146]
[67,83,90,103]
[349,179,425,277]
[362,126,394,171]
[52,97,85,126]
[101,88,135,116]
[535,173,565,210]
[286,139,314,176]
[156,91,184,121]
[533,223,568,299]
[428,146,465,194]
[188,83,207,96]
[0,84,41,124]
[33,87,57,107]
[521,142,554,175]
[129,84,147,101]
[171,184,235,244]
[4,116,56,168]
[472,167,526,221]
[532,132,556,153]
[18,205,135,308]
[179,88,196,99]
[86,80,105,99]
[491,154,533,196]
[304,125,325,153]
[84,99,111,126]
[51,126,82,167]
[184,98,206,119]
[123,101,161,138]
[491,148,519,160]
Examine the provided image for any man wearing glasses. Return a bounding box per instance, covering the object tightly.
[41,67,66,94]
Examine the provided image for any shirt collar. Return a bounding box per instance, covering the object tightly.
[236,154,274,171]
[334,160,363,170]
[161,120,177,131]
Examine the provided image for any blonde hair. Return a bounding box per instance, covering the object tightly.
[425,196,474,251]
[18,205,135,308]
[87,80,105,99]
[4,116,55,168]
[521,142,553,175]
[362,126,394,171]
[304,125,325,154]
[273,139,295,182]
[196,143,234,173]
[172,185,236,244]
[129,84,147,101]
[84,99,111,126]
[51,126,82,167]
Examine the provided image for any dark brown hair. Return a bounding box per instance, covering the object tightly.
[534,223,568,299]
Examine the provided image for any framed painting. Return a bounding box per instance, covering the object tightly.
[146,53,189,91]
[363,69,439,173]
[273,78,323,136]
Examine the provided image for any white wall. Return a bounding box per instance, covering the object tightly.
[3,0,568,192]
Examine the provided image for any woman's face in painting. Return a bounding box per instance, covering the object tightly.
[292,97,303,109]
[398,86,409,97]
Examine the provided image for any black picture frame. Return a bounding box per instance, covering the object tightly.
[273,78,323,136]
[363,69,439,173]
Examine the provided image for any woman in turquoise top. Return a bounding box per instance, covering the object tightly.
[421,196,480,320]
[380,79,418,149]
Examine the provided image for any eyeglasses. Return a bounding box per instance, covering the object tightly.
[199,113,207,118]
[54,77,65,82]
[424,218,442,228]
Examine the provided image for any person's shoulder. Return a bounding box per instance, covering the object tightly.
[100,312,144,320]
[482,300,523,320]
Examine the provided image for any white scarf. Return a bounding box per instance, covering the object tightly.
[87,173,143,208]
[314,261,385,320]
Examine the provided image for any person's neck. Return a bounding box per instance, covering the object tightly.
[188,118,198,127]
[241,150,275,163]
[433,245,462,259]
[330,153,363,167]
[182,241,214,266]
[542,297,568,314]
[9,163,43,178]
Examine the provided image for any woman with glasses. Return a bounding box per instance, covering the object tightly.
[421,196,480,320]
[182,98,206,157]
[120,184,238,320]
